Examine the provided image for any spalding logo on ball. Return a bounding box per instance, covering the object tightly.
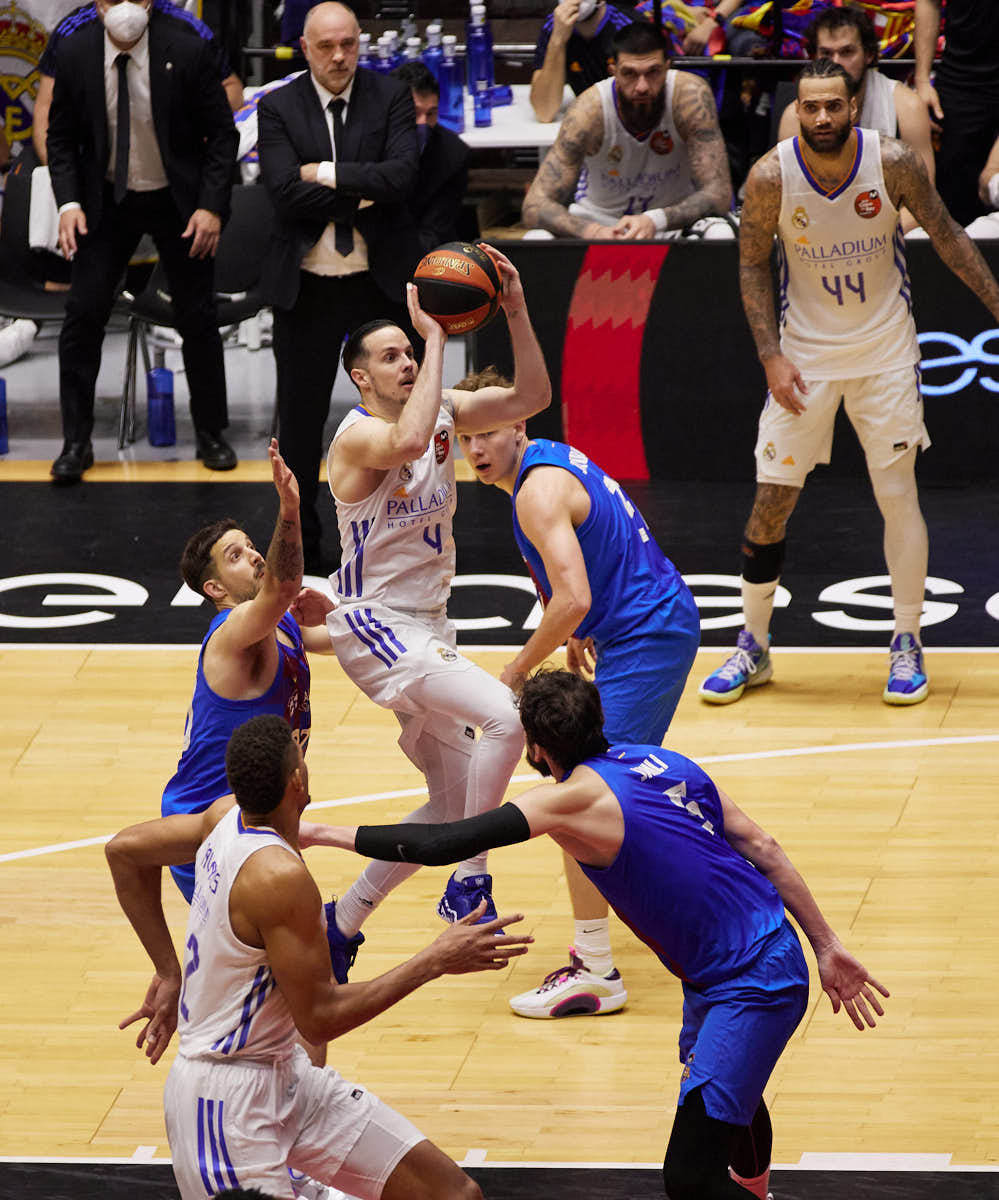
[413,242,501,335]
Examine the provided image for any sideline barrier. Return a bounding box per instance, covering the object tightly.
[474,239,999,485]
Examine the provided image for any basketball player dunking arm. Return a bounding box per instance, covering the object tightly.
[699,60,999,709]
[521,20,731,239]
[296,248,552,954]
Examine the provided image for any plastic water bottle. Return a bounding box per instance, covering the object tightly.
[466,6,492,127]
[373,37,394,74]
[438,35,464,134]
[402,11,418,43]
[358,31,372,68]
[468,4,494,88]
[422,24,443,85]
[146,365,176,447]
[0,377,7,456]
[404,35,422,61]
[384,30,404,68]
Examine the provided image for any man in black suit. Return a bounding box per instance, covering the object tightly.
[393,60,471,257]
[257,1,419,572]
[47,0,238,483]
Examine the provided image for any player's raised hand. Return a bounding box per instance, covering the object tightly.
[406,280,447,343]
[269,438,299,510]
[478,243,526,319]
[763,353,809,415]
[816,941,889,1030]
[119,971,180,1065]
[429,904,533,974]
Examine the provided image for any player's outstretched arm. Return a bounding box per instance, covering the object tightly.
[247,852,532,1044]
[522,88,610,239]
[886,139,999,322]
[717,787,889,1029]
[450,245,552,434]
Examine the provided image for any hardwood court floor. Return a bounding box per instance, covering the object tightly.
[1,645,997,1170]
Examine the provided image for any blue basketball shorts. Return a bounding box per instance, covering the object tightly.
[594,583,701,745]
[677,918,809,1126]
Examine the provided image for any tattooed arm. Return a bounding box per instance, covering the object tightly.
[884,138,999,321]
[739,151,807,415]
[613,73,732,239]
[522,88,610,238]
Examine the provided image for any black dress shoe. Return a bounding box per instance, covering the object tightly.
[195,430,238,471]
[50,440,94,484]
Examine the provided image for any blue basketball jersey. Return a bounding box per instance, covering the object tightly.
[162,610,311,820]
[511,440,686,645]
[578,746,786,987]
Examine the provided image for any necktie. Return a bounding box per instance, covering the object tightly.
[328,98,354,258]
[113,52,131,205]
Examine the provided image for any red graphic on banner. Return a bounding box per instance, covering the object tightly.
[560,245,669,480]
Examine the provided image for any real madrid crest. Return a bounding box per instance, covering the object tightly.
[0,2,47,151]
[791,206,809,230]
[608,144,623,164]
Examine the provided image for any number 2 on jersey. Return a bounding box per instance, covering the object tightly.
[179,933,200,1022]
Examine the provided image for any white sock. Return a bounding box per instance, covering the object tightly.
[454,857,488,880]
[741,578,777,647]
[573,918,614,976]
[892,603,923,642]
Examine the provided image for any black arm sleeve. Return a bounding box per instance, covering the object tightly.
[354,803,531,866]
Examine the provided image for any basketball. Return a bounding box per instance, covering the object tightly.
[413,242,502,335]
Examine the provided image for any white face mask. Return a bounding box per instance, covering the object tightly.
[103,1,150,43]
[576,0,598,22]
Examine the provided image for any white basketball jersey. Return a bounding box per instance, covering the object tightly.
[858,70,898,139]
[328,403,457,611]
[177,807,299,1062]
[571,73,694,224]
[776,128,920,379]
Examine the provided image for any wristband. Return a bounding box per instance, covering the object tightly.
[648,208,669,233]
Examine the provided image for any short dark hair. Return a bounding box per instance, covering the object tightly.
[612,19,667,61]
[454,364,513,391]
[797,57,859,98]
[225,716,300,817]
[393,60,439,96]
[180,518,240,597]
[342,319,403,379]
[517,668,610,773]
[804,6,879,61]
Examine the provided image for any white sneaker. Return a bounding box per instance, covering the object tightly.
[288,1168,357,1200]
[0,318,37,367]
[509,948,627,1018]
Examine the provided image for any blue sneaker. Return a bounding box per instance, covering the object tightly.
[324,899,365,984]
[437,872,497,924]
[699,630,773,704]
[883,633,928,705]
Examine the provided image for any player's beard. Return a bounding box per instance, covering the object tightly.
[618,89,666,136]
[799,117,852,156]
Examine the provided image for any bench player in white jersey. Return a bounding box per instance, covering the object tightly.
[106,714,531,1200]
[700,59,999,708]
[311,247,550,947]
[775,6,935,233]
[521,21,732,240]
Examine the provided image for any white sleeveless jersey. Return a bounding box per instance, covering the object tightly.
[858,70,898,139]
[328,403,457,611]
[571,73,695,224]
[177,806,300,1062]
[776,129,920,379]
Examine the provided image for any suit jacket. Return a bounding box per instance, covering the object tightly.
[410,123,470,258]
[46,6,237,228]
[257,68,419,310]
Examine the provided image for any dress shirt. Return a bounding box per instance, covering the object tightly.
[103,29,168,192]
[300,71,369,276]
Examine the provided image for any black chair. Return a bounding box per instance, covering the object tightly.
[117,183,275,448]
[0,159,71,325]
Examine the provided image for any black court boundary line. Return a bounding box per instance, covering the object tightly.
[1,1162,998,1200]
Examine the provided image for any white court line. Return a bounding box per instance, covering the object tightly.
[2,733,997,867]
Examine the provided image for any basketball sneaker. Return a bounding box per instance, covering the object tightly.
[324,899,365,984]
[437,872,497,924]
[509,949,627,1018]
[883,633,929,705]
[699,630,772,704]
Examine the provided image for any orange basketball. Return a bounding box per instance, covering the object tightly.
[413,242,502,335]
